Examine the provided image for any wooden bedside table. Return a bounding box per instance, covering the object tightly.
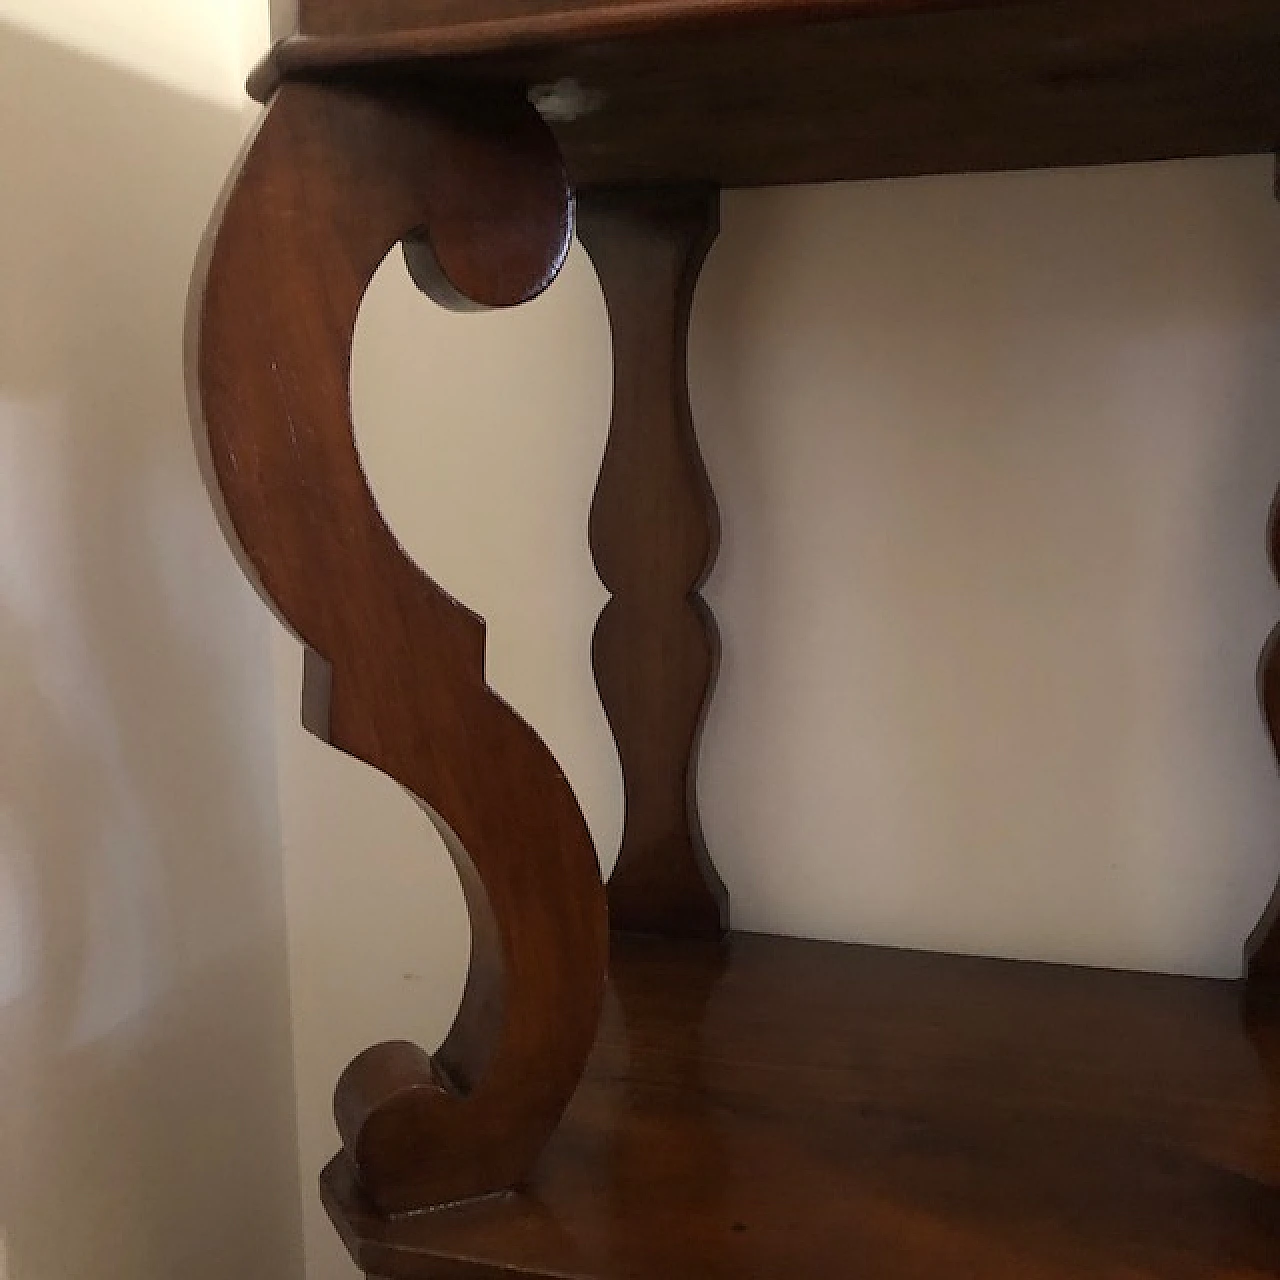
[186,3,1280,1275]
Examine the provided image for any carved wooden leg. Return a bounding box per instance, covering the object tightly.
[578,188,729,940]
[186,82,607,1215]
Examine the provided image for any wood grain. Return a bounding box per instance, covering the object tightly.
[325,931,1280,1279]
[578,188,728,939]
[250,1,1280,190]
[186,79,608,1215]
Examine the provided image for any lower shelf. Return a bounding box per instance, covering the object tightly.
[323,931,1280,1279]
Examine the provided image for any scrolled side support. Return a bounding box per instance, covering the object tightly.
[186,80,607,1214]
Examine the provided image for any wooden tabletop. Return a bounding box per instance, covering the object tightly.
[255,0,1280,187]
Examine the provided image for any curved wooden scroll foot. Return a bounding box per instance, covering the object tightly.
[578,188,728,939]
[187,81,607,1214]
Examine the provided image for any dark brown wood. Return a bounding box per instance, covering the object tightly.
[250,1,1280,190]
[186,79,608,1215]
[577,188,728,939]
[324,930,1280,1279]
[275,0,1032,40]
[1248,466,1280,985]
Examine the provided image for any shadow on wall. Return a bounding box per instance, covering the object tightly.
[0,19,303,1280]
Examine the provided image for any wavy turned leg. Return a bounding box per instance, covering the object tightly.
[1249,482,1280,990]
[186,82,607,1217]
[578,188,729,940]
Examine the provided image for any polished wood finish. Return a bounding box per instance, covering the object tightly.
[186,79,608,1215]
[194,1,1280,1271]
[578,188,728,939]
[324,931,1280,1279]
[252,2,1280,189]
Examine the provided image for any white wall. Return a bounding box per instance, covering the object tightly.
[697,164,1280,974]
[277,152,1280,1279]
[0,4,303,1279]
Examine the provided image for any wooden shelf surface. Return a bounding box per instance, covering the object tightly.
[324,931,1280,1279]
[255,1,1280,187]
